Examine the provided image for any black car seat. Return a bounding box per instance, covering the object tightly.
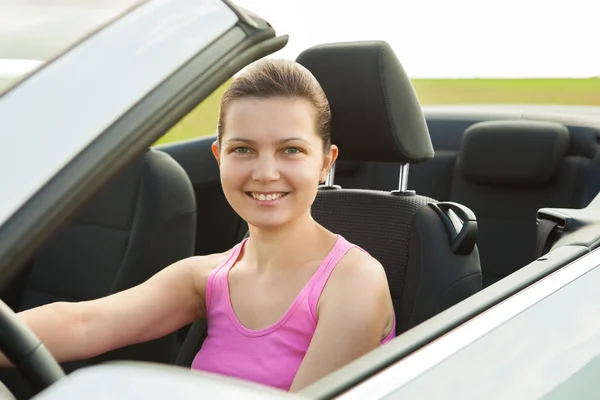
[297,41,482,334]
[0,148,197,398]
[449,120,599,286]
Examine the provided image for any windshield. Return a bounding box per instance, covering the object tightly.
[0,0,146,95]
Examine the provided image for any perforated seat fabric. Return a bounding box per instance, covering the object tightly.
[312,189,482,332]
[0,149,197,398]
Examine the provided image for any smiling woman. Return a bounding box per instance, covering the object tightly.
[0,0,144,95]
[189,59,396,391]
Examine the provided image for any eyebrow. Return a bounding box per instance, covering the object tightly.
[224,137,312,145]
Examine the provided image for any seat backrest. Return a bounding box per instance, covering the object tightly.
[450,120,599,286]
[6,149,196,376]
[297,41,482,333]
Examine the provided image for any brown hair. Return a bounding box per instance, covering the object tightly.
[217,58,332,151]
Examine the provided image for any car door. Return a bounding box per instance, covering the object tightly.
[335,244,600,400]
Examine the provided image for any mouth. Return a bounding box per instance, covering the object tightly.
[246,191,289,203]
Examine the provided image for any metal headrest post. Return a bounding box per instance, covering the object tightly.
[319,163,341,190]
[324,163,336,186]
[398,163,409,191]
[392,163,416,196]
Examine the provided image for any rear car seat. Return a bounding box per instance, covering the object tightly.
[450,120,600,286]
[0,148,197,398]
[336,116,600,287]
[334,119,473,201]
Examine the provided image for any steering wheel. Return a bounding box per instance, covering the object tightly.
[0,300,65,395]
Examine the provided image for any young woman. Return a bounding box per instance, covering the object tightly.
[0,59,396,392]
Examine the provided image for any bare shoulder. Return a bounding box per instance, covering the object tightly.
[179,251,231,294]
[161,250,230,317]
[330,248,389,290]
[313,246,394,348]
[319,248,391,314]
[186,251,230,274]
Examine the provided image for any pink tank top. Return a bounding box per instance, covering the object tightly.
[191,235,396,391]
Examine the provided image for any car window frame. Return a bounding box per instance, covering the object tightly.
[376,246,600,399]
[0,0,287,289]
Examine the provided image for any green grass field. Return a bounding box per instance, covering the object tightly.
[153,81,231,146]
[156,78,600,146]
[411,78,600,105]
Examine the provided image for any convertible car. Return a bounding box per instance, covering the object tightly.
[1,0,599,399]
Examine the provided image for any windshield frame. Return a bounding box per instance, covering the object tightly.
[0,0,287,290]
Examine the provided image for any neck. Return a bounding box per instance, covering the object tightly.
[244,212,334,272]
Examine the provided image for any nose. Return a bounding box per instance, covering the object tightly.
[252,154,280,182]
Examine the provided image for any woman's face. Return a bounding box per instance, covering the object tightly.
[213,96,338,230]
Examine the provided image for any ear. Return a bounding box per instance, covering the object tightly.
[211,140,221,166]
[321,144,339,181]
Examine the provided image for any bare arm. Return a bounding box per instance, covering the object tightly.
[289,250,394,392]
[0,253,224,366]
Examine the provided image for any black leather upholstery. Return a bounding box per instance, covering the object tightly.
[300,41,482,334]
[450,121,597,286]
[296,41,434,164]
[402,205,481,331]
[0,149,197,398]
[459,120,570,186]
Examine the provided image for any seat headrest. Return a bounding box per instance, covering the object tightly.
[296,41,434,164]
[458,120,570,186]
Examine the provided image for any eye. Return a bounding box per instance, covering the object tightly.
[283,147,302,154]
[232,147,251,154]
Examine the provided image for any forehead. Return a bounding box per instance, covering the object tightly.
[223,97,319,142]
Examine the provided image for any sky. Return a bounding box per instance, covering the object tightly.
[234,0,600,78]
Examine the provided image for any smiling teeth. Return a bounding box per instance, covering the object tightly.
[251,192,285,201]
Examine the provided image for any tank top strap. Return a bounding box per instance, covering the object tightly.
[205,238,249,311]
[307,235,367,320]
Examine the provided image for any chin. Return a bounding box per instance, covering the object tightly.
[230,194,313,231]
[244,215,292,231]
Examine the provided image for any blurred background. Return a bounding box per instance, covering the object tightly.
[1,0,597,145]
[157,0,599,145]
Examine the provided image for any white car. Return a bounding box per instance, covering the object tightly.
[1,1,599,399]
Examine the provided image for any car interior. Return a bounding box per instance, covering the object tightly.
[2,38,600,399]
